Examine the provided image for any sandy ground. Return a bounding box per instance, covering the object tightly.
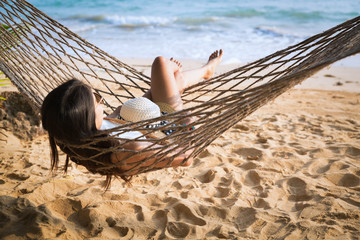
[0,60,359,239]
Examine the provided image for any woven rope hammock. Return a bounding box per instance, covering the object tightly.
[1,0,360,178]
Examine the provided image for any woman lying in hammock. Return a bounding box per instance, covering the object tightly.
[41,50,223,186]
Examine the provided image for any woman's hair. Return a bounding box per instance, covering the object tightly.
[41,79,129,188]
[42,79,97,144]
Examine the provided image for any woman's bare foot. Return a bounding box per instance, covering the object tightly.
[203,49,223,80]
[170,58,187,93]
[170,57,183,72]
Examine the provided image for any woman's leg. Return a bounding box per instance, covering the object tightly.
[173,49,223,94]
[143,50,223,111]
[143,56,184,111]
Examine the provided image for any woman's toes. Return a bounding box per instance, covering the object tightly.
[203,49,223,80]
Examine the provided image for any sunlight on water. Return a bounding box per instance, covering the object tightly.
[26,0,360,64]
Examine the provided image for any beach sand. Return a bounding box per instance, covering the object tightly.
[0,61,359,239]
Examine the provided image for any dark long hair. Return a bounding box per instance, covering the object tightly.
[41,79,128,188]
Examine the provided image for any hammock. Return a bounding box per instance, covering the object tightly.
[1,0,359,177]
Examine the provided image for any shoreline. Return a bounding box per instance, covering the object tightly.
[2,55,358,94]
[120,57,360,93]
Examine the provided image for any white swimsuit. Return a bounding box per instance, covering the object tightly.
[100,119,145,139]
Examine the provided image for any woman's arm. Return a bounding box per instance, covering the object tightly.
[106,106,122,119]
[110,141,193,175]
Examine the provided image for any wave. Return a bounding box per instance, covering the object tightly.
[68,14,174,27]
[66,9,358,31]
[225,9,265,18]
[105,15,173,26]
[175,17,220,25]
[66,14,225,31]
[255,26,294,38]
[270,10,326,21]
[224,8,358,21]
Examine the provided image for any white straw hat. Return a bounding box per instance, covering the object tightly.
[120,97,161,122]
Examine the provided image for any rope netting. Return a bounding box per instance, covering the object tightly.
[0,0,359,176]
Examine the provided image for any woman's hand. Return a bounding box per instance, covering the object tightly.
[106,105,122,119]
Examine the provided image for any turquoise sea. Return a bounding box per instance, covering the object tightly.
[25,0,360,65]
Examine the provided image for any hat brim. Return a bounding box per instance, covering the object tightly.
[155,102,177,114]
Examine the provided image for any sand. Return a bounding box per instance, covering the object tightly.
[0,60,359,239]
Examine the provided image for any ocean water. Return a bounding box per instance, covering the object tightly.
[26,0,360,65]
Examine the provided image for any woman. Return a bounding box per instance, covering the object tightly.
[41,50,223,187]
